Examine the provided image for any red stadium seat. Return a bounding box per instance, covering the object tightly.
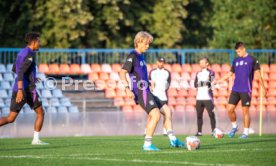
[174,105,185,112]
[268,81,276,88]
[191,64,201,72]
[39,64,49,74]
[168,97,176,106]
[178,89,188,97]
[186,97,196,105]
[70,64,82,74]
[249,106,257,111]
[168,88,177,97]
[48,64,60,74]
[211,64,221,73]
[88,73,99,81]
[81,64,92,74]
[59,64,70,74]
[91,64,101,73]
[185,105,196,111]
[105,89,116,98]
[109,72,120,81]
[266,105,276,111]
[260,64,269,73]
[99,72,109,81]
[182,64,192,73]
[269,73,276,80]
[111,64,122,72]
[122,105,133,112]
[172,64,182,73]
[114,97,124,106]
[221,64,231,73]
[180,73,191,80]
[171,72,181,80]
[124,98,136,106]
[176,97,186,106]
[133,105,143,112]
[188,89,197,97]
[101,64,112,73]
[105,80,117,90]
[164,64,172,72]
[116,89,126,97]
[270,64,276,73]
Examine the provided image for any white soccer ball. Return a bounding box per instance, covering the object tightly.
[213,128,224,138]
[185,136,200,151]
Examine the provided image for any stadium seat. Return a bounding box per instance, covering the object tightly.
[190,72,197,80]
[164,64,172,72]
[1,107,10,114]
[268,89,276,97]
[172,64,182,73]
[168,97,176,106]
[0,74,3,81]
[114,97,125,106]
[101,64,112,73]
[116,89,127,97]
[111,64,122,73]
[185,105,196,111]
[0,81,11,89]
[269,73,276,80]
[68,106,79,112]
[171,72,181,80]
[70,64,82,74]
[182,64,192,73]
[110,72,120,81]
[36,82,44,90]
[270,64,276,73]
[88,73,99,81]
[180,73,191,81]
[124,98,136,106]
[252,88,259,97]
[249,106,257,111]
[3,73,14,81]
[48,64,60,74]
[47,107,57,113]
[36,72,46,81]
[122,105,133,112]
[151,64,157,70]
[39,64,49,74]
[168,88,177,97]
[0,90,8,98]
[176,97,186,106]
[174,105,185,112]
[5,99,11,107]
[0,64,7,73]
[260,64,269,73]
[52,89,63,98]
[6,64,14,72]
[133,105,143,112]
[91,64,101,73]
[146,64,152,71]
[186,97,196,105]
[211,64,221,72]
[81,64,92,74]
[268,81,276,88]
[188,89,197,97]
[191,64,201,72]
[178,89,188,97]
[99,72,109,81]
[0,99,5,108]
[41,89,52,98]
[220,64,229,73]
[59,64,70,74]
[58,106,68,113]
[41,98,49,107]
[60,98,72,107]
[94,80,106,90]
[266,105,276,111]
[105,89,116,98]
[49,98,60,107]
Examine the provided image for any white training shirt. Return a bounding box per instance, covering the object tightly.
[149,68,171,101]
[194,68,215,100]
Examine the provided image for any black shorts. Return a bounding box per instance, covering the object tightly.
[228,91,252,107]
[136,92,159,114]
[196,100,214,112]
[153,95,168,109]
[10,90,42,112]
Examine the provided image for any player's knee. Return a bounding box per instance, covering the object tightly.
[163,109,171,119]
[36,107,45,116]
[149,109,161,122]
[7,116,16,123]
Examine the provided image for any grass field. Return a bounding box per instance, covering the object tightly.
[0,134,276,166]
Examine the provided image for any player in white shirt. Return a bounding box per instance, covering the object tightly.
[148,58,183,146]
[194,57,216,136]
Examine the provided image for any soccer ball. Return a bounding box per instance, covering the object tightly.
[213,128,224,138]
[185,136,200,151]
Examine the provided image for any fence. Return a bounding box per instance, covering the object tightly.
[0,48,275,65]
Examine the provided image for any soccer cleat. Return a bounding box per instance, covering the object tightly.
[31,139,49,145]
[195,132,203,136]
[170,138,185,148]
[239,134,248,139]
[228,127,238,138]
[143,144,160,151]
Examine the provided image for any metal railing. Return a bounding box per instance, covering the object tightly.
[0,48,275,65]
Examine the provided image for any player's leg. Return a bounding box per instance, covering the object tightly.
[204,100,216,134]
[195,100,204,136]
[162,115,167,136]
[228,92,240,137]
[160,104,184,147]
[239,92,252,139]
[0,111,19,126]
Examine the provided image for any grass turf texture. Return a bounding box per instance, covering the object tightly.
[0,134,276,166]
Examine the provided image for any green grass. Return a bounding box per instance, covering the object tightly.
[0,134,276,166]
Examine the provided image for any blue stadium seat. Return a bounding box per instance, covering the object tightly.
[0,99,5,108]
[58,106,68,113]
[36,72,46,81]
[60,98,72,106]
[41,90,52,98]
[0,64,6,73]
[0,81,11,89]
[69,106,79,113]
[41,98,49,107]
[36,82,44,90]
[47,107,57,113]
[52,89,63,98]
[1,107,10,114]
[6,64,14,73]
[0,90,8,98]
[3,73,14,81]
[49,98,60,107]
[0,74,3,81]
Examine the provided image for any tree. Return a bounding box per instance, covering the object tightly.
[209,0,276,49]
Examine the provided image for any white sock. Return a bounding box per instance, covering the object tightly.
[231,122,238,128]
[163,128,167,134]
[33,131,40,141]
[243,128,249,135]
[167,130,176,141]
[144,136,152,146]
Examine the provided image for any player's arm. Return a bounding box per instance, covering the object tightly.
[253,59,267,97]
[16,54,33,103]
[167,71,171,90]
[119,54,135,99]
[213,62,235,85]
[194,72,199,88]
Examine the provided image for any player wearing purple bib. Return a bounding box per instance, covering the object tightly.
[0,32,48,145]
[120,31,184,151]
[214,42,267,139]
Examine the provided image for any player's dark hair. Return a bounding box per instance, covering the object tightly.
[200,57,211,65]
[25,32,39,45]
[235,42,245,49]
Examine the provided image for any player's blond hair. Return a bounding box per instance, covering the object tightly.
[134,31,153,48]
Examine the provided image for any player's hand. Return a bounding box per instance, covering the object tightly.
[126,88,135,99]
[35,77,41,83]
[16,90,24,103]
